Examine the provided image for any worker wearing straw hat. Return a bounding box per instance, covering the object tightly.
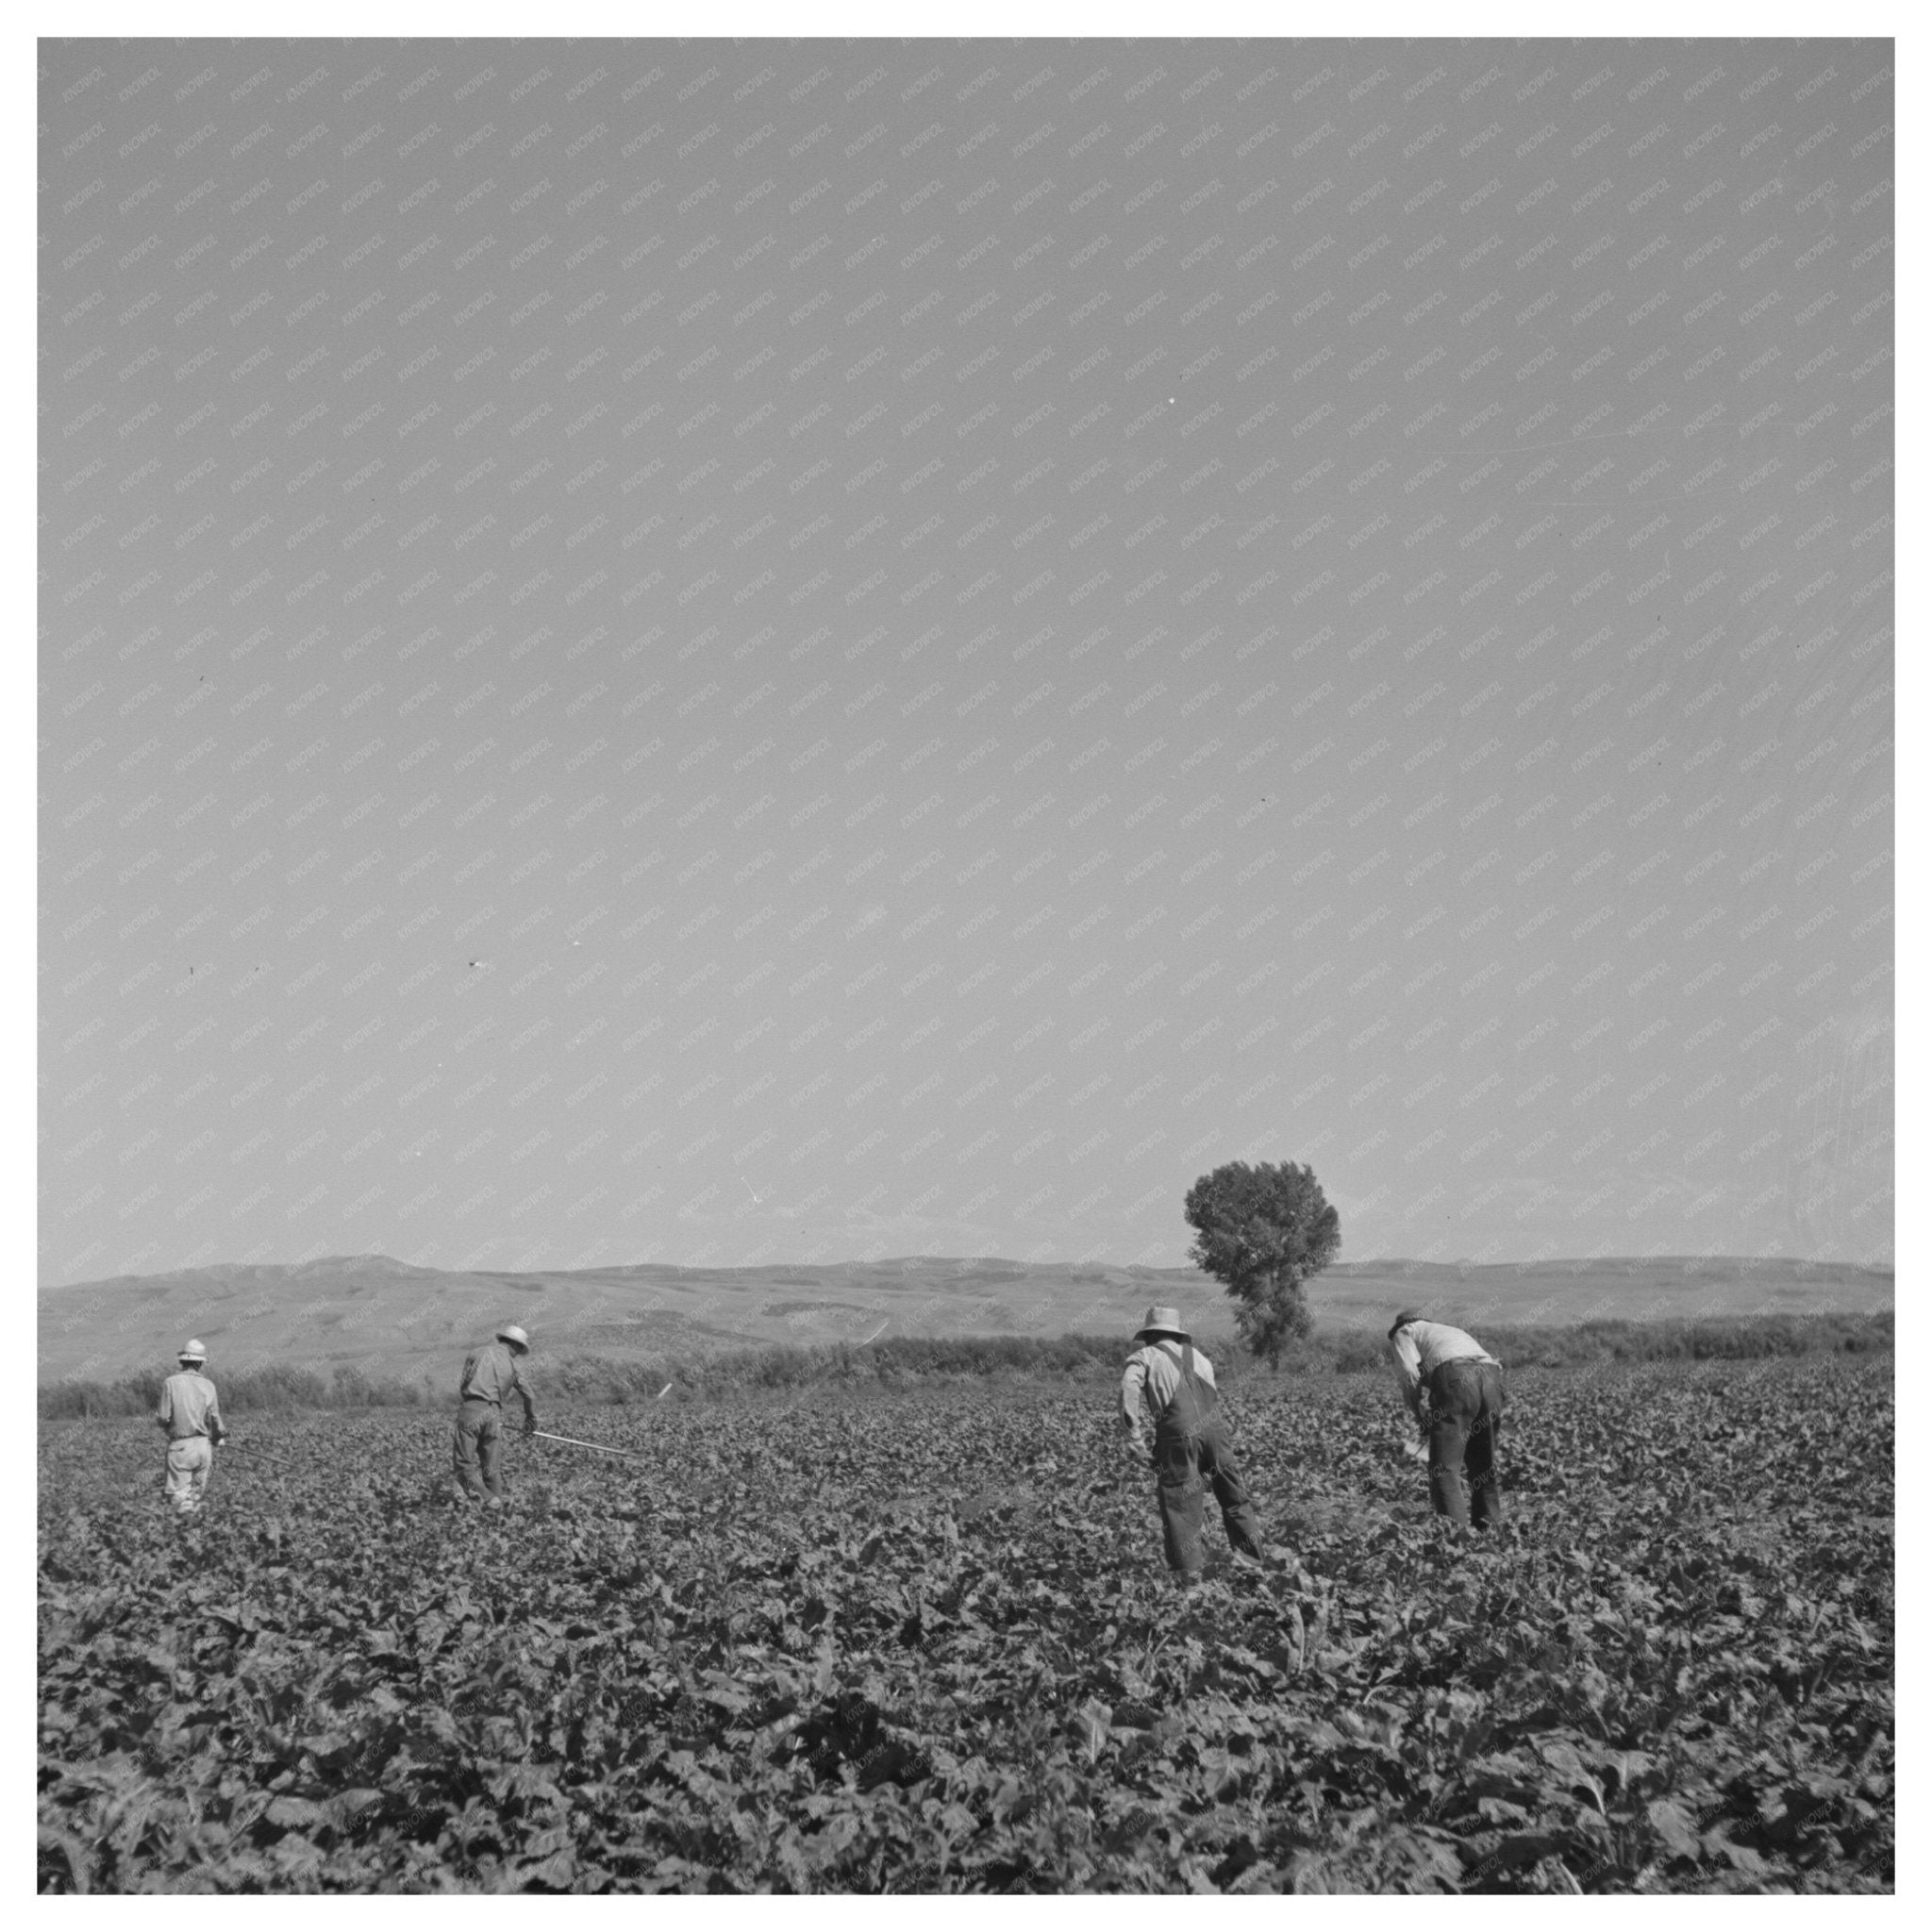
[452,1324,538,1505]
[1121,1306,1265,1579]
[155,1340,227,1521]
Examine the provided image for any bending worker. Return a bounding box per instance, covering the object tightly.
[453,1323,537,1504]
[1387,1309,1505,1529]
[156,1339,227,1521]
[1121,1305,1265,1579]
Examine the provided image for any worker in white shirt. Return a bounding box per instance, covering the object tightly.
[1386,1310,1505,1529]
[155,1340,227,1520]
[1121,1306,1265,1578]
[453,1324,538,1503]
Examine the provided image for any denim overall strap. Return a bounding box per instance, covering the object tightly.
[1158,1340,1213,1433]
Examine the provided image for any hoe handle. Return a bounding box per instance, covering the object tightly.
[530,1429,647,1462]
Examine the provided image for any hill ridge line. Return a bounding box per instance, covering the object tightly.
[44,1249,1894,1294]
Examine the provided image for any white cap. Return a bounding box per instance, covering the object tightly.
[496,1324,530,1351]
[178,1339,207,1363]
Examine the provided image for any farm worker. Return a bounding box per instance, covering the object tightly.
[1121,1306,1266,1579]
[155,1340,227,1520]
[452,1324,538,1504]
[1387,1311,1506,1529]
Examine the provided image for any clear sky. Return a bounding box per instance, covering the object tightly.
[38,35,1892,1287]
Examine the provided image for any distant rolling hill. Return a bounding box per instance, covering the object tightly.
[38,1252,1892,1389]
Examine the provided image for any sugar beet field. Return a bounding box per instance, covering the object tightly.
[39,1353,1892,1894]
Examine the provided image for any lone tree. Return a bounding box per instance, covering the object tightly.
[1183,1160,1341,1369]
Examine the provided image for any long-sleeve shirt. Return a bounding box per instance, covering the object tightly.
[1387,1321,1500,1412]
[458,1342,536,1422]
[1121,1341,1219,1441]
[156,1370,225,1442]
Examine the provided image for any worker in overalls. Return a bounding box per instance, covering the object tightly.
[1120,1305,1266,1578]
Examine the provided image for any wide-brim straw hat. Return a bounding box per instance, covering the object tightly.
[1135,1305,1191,1342]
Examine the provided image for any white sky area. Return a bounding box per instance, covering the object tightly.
[28,7,1907,1293]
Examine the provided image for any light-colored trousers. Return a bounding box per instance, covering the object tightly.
[165,1436,213,1515]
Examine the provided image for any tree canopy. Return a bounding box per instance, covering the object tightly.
[1183,1160,1341,1369]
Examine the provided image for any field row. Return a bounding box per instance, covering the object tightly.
[39,1356,1893,1891]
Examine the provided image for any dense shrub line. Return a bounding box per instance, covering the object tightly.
[37,1362,438,1421]
[586,1329,1127,1404]
[37,1309,1890,1420]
